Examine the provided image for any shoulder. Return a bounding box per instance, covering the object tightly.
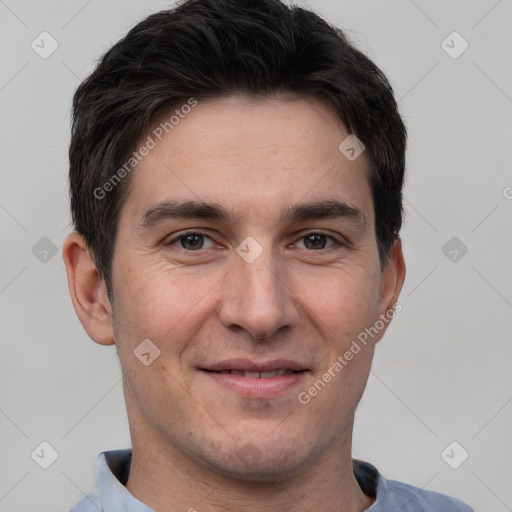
[381,478,475,511]
[68,492,102,512]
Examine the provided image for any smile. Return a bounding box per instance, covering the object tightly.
[200,361,310,397]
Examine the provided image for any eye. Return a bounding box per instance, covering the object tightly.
[295,232,338,250]
[167,232,217,251]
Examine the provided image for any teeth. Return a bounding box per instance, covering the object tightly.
[218,369,293,378]
[215,369,295,378]
[260,368,288,378]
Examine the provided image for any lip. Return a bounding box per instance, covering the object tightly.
[200,358,310,398]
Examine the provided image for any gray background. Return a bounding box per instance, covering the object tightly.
[1,0,511,510]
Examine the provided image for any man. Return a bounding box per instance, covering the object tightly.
[62,0,474,510]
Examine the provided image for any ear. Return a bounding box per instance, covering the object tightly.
[374,236,406,343]
[62,232,115,346]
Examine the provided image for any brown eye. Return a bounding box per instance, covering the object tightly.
[179,233,204,250]
[166,232,217,251]
[299,233,336,250]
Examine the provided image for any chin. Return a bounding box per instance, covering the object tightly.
[210,456,305,482]
[198,436,312,482]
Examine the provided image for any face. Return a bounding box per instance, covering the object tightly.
[105,95,403,480]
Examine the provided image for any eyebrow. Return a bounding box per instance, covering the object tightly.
[136,198,366,231]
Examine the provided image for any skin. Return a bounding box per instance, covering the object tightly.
[63,95,405,512]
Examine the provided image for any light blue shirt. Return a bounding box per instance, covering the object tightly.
[70,449,475,511]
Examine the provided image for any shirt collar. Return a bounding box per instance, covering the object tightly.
[97,450,383,510]
[98,450,154,511]
[352,459,392,510]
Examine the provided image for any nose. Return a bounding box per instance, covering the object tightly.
[217,244,300,340]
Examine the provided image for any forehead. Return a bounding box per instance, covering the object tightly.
[120,95,373,230]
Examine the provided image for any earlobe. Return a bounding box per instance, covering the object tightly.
[62,232,115,346]
[375,237,406,342]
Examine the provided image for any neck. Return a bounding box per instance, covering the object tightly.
[125,423,374,512]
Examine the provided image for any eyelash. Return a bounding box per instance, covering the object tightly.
[165,230,344,252]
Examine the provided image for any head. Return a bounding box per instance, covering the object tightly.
[64,0,406,481]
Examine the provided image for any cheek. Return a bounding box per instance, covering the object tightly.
[110,261,208,425]
[113,258,223,348]
[294,265,380,342]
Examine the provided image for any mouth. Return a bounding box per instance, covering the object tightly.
[200,359,310,397]
[204,369,304,379]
